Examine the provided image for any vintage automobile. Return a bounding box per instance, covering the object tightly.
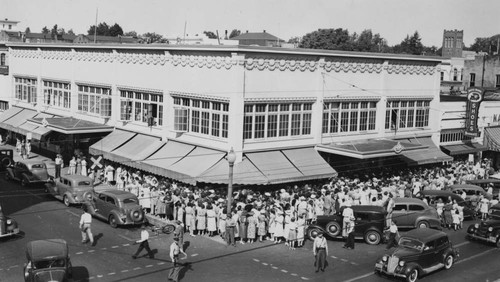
[23,239,72,282]
[306,205,386,245]
[391,198,441,229]
[466,179,500,196]
[466,203,500,247]
[415,190,476,219]
[374,228,459,282]
[0,202,19,238]
[0,147,14,171]
[46,175,94,206]
[5,159,50,186]
[449,184,493,200]
[85,190,147,228]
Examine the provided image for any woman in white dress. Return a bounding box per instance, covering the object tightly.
[273,210,285,244]
[206,204,217,237]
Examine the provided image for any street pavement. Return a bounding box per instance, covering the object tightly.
[1,146,500,281]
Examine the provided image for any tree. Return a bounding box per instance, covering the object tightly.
[142,32,167,44]
[41,26,50,34]
[25,27,31,34]
[393,31,424,55]
[51,24,58,39]
[67,29,76,36]
[87,22,110,36]
[229,29,241,39]
[109,23,124,37]
[469,35,500,54]
[203,31,217,39]
[124,31,138,37]
[299,28,352,51]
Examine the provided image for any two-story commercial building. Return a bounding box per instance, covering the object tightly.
[0,42,450,185]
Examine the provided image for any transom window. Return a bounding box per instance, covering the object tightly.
[120,90,163,126]
[14,77,37,103]
[77,85,111,117]
[322,101,376,134]
[385,100,430,130]
[243,103,312,140]
[43,81,71,109]
[173,97,229,138]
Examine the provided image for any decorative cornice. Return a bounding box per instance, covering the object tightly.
[10,49,39,59]
[170,54,238,69]
[245,57,317,72]
[323,58,384,73]
[386,61,436,75]
[115,52,168,65]
[74,50,114,62]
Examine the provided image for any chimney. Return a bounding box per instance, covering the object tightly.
[246,30,248,33]
[224,30,228,40]
[263,30,266,33]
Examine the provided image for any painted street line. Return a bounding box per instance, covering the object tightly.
[454,241,470,248]
[191,253,199,257]
[121,270,129,273]
[456,248,498,264]
[253,258,310,281]
[118,234,136,242]
[342,271,374,282]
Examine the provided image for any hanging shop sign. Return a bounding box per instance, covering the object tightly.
[464,88,483,137]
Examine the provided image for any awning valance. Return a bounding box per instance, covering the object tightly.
[0,107,37,132]
[89,130,136,159]
[400,137,453,165]
[441,143,487,155]
[105,133,162,165]
[485,127,500,152]
[29,117,113,134]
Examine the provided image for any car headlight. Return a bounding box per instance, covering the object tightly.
[474,223,480,228]
[488,227,493,232]
[399,261,405,267]
[6,219,12,225]
[382,255,388,262]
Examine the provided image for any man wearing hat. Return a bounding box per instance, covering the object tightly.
[168,236,187,282]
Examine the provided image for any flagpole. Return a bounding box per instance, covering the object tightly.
[93,8,98,43]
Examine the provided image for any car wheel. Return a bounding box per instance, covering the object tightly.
[417,221,429,229]
[307,227,320,240]
[109,215,118,228]
[325,222,341,237]
[130,208,144,222]
[63,196,70,207]
[162,224,176,234]
[444,254,454,270]
[364,230,381,245]
[5,172,10,181]
[21,178,28,187]
[406,268,419,282]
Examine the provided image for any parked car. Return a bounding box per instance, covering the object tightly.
[5,160,50,186]
[415,190,476,219]
[0,147,14,171]
[0,202,19,238]
[23,239,72,282]
[449,184,492,200]
[85,190,147,228]
[306,205,386,245]
[466,203,500,247]
[46,175,94,206]
[374,228,459,282]
[391,198,441,229]
[465,179,500,196]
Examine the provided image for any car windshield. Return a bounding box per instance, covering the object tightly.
[78,181,92,186]
[122,198,138,204]
[398,237,424,251]
[33,258,65,269]
[31,164,46,169]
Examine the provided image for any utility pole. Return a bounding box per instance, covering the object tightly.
[93,8,98,44]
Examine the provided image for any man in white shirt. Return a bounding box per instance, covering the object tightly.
[386,220,399,250]
[313,232,329,272]
[79,205,94,246]
[168,237,187,282]
[132,224,154,259]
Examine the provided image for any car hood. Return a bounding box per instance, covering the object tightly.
[29,170,49,181]
[387,246,421,258]
[482,219,500,228]
[33,269,65,282]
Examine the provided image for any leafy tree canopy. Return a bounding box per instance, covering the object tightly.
[203,31,217,39]
[468,35,500,54]
[229,29,241,39]
[41,26,49,34]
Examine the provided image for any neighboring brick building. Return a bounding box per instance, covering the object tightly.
[463,54,500,89]
[231,31,285,47]
[442,30,463,58]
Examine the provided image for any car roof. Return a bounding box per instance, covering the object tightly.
[402,228,447,242]
[467,179,500,184]
[418,190,457,196]
[26,239,68,261]
[60,175,93,182]
[394,198,426,204]
[449,184,484,191]
[351,205,387,213]
[100,189,135,197]
[18,159,46,165]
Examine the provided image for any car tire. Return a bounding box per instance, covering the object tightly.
[416,221,429,229]
[162,224,176,234]
[5,172,10,181]
[83,191,93,201]
[325,222,341,237]
[21,177,28,187]
[364,230,382,245]
[130,208,144,222]
[63,195,71,207]
[109,215,118,228]
[406,268,419,282]
[307,227,320,240]
[444,254,454,270]
[1,156,12,168]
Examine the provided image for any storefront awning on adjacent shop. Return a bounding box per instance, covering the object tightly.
[0,107,23,123]
[441,142,487,155]
[89,130,136,159]
[29,117,113,135]
[399,137,453,165]
[17,112,59,138]
[198,147,337,185]
[316,138,426,159]
[485,127,500,152]
[0,107,37,132]
[104,133,163,166]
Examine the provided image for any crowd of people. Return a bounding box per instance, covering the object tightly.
[15,138,32,160]
[74,156,500,249]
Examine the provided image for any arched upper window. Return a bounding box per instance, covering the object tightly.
[453,68,458,81]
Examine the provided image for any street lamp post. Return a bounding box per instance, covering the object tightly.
[227,148,236,215]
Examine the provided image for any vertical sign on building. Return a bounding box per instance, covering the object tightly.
[464,87,483,137]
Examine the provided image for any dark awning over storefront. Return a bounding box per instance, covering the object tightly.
[400,137,453,165]
[199,147,337,185]
[0,107,37,132]
[441,142,487,155]
[485,126,500,152]
[29,117,113,135]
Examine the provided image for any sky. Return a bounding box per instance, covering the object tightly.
[2,0,500,47]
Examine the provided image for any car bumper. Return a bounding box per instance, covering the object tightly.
[0,227,19,238]
[374,263,406,278]
[467,233,497,244]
